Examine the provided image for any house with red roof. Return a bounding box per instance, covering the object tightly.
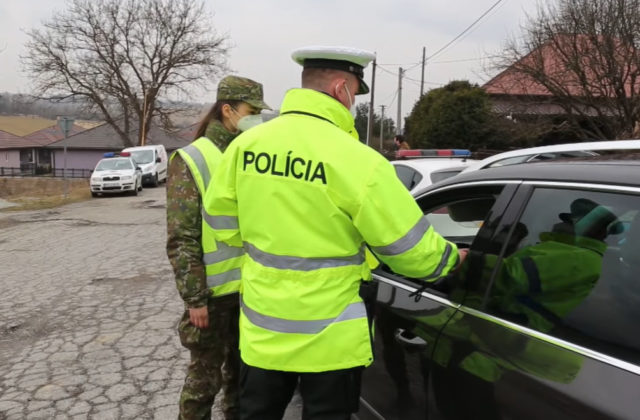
[0,130,22,169]
[482,34,640,139]
[0,124,84,174]
[45,122,188,171]
[0,117,188,176]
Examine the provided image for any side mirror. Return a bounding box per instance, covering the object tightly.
[156,157,161,163]
[136,166,142,171]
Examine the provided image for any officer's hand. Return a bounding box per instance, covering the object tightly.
[456,248,469,270]
[188,306,209,329]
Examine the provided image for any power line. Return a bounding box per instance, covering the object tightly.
[378,64,445,86]
[402,74,443,86]
[404,60,422,71]
[378,65,444,87]
[376,64,400,76]
[386,89,398,109]
[427,0,506,61]
[377,61,421,67]
[430,55,499,64]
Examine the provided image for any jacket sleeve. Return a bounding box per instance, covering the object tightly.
[203,141,243,247]
[352,158,459,280]
[166,155,209,307]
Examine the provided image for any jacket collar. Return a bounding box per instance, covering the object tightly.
[205,119,237,152]
[280,88,358,140]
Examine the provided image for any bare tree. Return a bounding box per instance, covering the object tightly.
[492,0,640,140]
[22,0,228,147]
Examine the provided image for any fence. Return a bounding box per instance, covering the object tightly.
[0,167,92,178]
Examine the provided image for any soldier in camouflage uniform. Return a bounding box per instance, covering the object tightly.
[166,76,271,420]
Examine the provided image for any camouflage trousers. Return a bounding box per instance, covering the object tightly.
[178,299,240,420]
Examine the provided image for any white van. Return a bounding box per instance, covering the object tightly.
[121,144,168,187]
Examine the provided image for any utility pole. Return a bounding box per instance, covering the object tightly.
[420,46,426,97]
[57,116,75,199]
[140,88,148,146]
[366,58,377,146]
[379,105,386,151]
[397,67,403,135]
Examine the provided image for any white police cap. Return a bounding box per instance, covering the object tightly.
[291,46,376,94]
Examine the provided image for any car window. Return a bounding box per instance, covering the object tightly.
[114,159,134,170]
[130,150,155,164]
[95,159,116,171]
[484,187,640,365]
[429,168,463,184]
[485,155,530,168]
[527,151,597,162]
[393,164,423,190]
[424,198,491,245]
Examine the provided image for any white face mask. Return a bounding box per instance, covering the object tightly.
[237,114,264,132]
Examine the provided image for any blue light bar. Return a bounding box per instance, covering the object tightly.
[103,152,116,157]
[451,149,472,156]
[396,149,472,158]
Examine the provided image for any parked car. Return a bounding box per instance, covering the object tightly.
[461,139,640,173]
[391,150,478,192]
[90,152,143,197]
[121,144,168,187]
[357,156,640,420]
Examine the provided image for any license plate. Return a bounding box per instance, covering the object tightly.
[104,182,120,187]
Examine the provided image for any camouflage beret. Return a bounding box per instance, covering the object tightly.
[216,76,271,110]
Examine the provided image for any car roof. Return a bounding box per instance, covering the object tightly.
[463,139,640,172]
[429,164,471,173]
[416,157,640,195]
[99,156,131,161]
[392,158,478,171]
[97,156,134,164]
[122,145,163,151]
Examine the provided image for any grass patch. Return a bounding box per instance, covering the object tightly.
[0,178,92,212]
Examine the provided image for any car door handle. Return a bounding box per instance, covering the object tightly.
[394,328,428,349]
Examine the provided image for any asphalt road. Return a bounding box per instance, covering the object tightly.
[0,186,301,419]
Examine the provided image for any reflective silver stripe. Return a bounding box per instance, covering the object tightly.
[203,211,239,229]
[207,268,241,288]
[371,217,431,256]
[182,144,211,189]
[241,297,367,334]
[203,242,243,265]
[422,243,453,280]
[244,242,365,271]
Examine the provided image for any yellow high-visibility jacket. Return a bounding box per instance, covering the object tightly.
[173,137,243,298]
[204,88,458,372]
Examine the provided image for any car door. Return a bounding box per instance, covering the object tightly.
[356,181,518,420]
[430,183,640,419]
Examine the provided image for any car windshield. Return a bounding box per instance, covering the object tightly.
[95,158,133,171]
[129,150,155,164]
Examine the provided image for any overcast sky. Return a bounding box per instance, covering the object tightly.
[0,0,541,127]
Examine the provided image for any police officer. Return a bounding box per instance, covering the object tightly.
[166,75,270,420]
[203,47,467,420]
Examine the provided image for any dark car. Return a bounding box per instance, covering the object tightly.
[357,158,640,420]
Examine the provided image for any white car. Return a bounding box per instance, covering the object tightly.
[391,149,478,193]
[90,152,143,197]
[121,145,168,187]
[461,139,640,173]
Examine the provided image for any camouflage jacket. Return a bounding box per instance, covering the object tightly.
[166,120,236,308]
